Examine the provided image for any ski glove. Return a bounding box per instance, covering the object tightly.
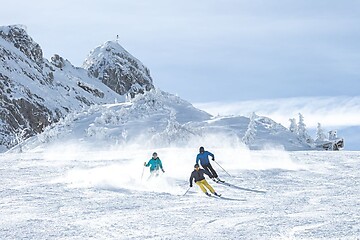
[144,162,147,166]
[212,157,215,161]
[190,184,193,187]
[162,169,165,173]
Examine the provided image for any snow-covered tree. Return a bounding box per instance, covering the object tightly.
[328,130,338,140]
[297,113,313,144]
[121,129,128,141]
[12,128,28,153]
[242,112,257,145]
[315,123,327,142]
[289,118,298,134]
[125,93,132,102]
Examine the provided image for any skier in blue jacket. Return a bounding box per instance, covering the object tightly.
[144,152,165,177]
[196,146,223,182]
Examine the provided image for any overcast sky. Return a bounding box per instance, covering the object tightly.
[2,0,360,103]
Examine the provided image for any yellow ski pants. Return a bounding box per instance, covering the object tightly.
[196,179,215,194]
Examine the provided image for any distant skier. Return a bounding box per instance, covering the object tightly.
[144,152,165,178]
[189,163,221,197]
[196,146,223,182]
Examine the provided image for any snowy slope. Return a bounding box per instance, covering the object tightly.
[12,89,310,153]
[13,89,212,152]
[204,115,310,150]
[1,147,358,239]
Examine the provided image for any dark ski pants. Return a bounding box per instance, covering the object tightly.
[202,164,218,178]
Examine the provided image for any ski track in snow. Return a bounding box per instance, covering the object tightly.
[0,150,359,239]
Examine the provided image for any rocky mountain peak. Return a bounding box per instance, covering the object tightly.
[0,25,43,67]
[83,40,154,97]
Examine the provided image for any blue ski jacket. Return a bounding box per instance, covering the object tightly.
[145,158,163,172]
[196,151,214,166]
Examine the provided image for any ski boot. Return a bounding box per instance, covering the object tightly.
[211,178,219,183]
[214,192,222,197]
[205,192,211,197]
[216,177,225,183]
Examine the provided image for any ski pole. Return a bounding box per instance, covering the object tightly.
[214,160,232,177]
[141,165,145,180]
[183,187,191,196]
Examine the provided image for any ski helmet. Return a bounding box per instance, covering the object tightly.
[194,163,200,168]
[199,146,204,153]
[152,152,157,157]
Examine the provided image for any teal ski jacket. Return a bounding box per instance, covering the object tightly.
[145,158,164,172]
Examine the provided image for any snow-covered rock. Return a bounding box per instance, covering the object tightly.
[83,40,154,97]
[315,130,344,150]
[0,25,43,67]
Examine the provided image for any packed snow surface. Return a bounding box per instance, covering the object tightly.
[1,147,359,239]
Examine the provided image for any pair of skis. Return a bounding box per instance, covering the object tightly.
[205,191,247,201]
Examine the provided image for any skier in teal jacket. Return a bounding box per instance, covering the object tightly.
[144,152,165,177]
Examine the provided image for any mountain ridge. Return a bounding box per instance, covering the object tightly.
[0,25,154,150]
